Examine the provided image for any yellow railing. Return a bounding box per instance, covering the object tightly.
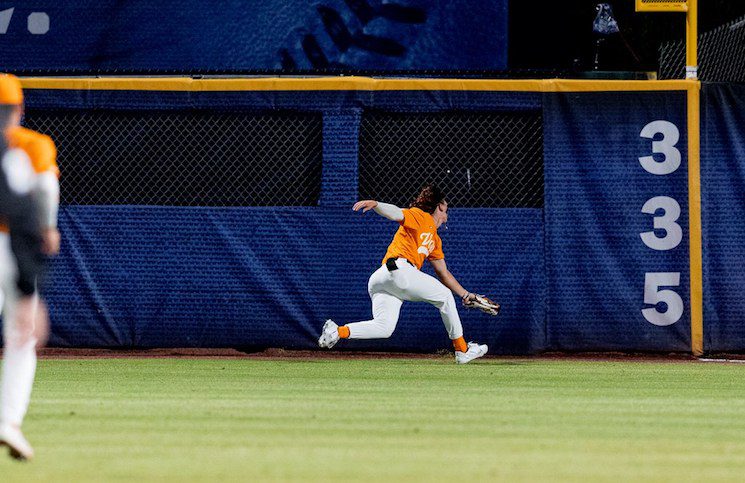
[20,76,694,92]
[635,0,697,79]
[635,0,688,13]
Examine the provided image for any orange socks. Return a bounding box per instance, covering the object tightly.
[337,327,462,347]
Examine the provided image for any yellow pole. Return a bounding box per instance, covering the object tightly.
[686,0,698,78]
[687,82,703,356]
[686,0,702,355]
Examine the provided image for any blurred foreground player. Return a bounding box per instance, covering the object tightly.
[0,74,50,461]
[6,104,60,257]
[318,185,499,364]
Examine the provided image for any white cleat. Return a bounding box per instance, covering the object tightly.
[0,423,34,461]
[455,342,488,364]
[318,319,340,349]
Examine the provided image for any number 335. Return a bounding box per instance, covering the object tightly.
[639,120,683,326]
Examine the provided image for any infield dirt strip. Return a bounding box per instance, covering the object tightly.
[36,347,726,363]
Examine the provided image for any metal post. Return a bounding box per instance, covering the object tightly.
[686,0,698,78]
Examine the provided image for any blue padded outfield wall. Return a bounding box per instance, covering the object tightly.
[46,207,544,353]
[701,84,745,352]
[545,91,690,352]
[26,87,544,354]
[20,83,721,353]
[0,1,507,73]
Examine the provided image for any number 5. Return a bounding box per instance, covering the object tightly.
[642,272,683,326]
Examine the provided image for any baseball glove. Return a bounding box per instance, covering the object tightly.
[463,293,500,316]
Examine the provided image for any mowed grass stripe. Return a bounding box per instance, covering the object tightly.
[0,358,744,482]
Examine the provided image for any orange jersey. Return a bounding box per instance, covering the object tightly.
[7,127,59,177]
[0,127,59,233]
[382,207,444,270]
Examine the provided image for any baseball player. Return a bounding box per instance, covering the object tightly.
[318,185,495,364]
[0,74,53,461]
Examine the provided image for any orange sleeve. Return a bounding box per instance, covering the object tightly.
[26,134,58,177]
[427,233,445,260]
[399,208,418,229]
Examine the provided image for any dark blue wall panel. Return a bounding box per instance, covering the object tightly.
[23,89,541,113]
[544,91,690,351]
[701,83,745,352]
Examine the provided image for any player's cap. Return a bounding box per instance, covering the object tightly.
[0,74,23,105]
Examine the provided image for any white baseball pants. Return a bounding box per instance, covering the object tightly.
[0,232,38,427]
[346,258,464,340]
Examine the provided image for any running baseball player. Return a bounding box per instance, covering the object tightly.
[6,122,60,256]
[318,185,499,364]
[0,74,54,461]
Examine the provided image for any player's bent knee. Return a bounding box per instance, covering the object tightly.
[372,318,396,338]
[380,326,396,338]
[378,328,395,338]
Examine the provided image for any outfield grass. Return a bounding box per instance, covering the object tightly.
[1,357,745,482]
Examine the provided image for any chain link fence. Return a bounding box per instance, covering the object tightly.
[23,109,323,206]
[358,110,543,208]
[22,106,543,208]
[659,14,745,81]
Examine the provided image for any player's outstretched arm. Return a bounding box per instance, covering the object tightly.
[430,258,475,303]
[432,258,501,315]
[352,200,404,222]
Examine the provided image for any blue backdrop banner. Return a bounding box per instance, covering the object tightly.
[0,1,508,73]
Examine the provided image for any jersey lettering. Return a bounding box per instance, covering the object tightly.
[417,232,435,256]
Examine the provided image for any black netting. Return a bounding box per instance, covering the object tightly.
[659,14,745,81]
[358,111,543,208]
[22,110,323,206]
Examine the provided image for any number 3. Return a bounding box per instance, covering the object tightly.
[640,196,682,251]
[639,120,681,175]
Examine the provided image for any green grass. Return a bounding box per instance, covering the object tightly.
[2,357,745,482]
